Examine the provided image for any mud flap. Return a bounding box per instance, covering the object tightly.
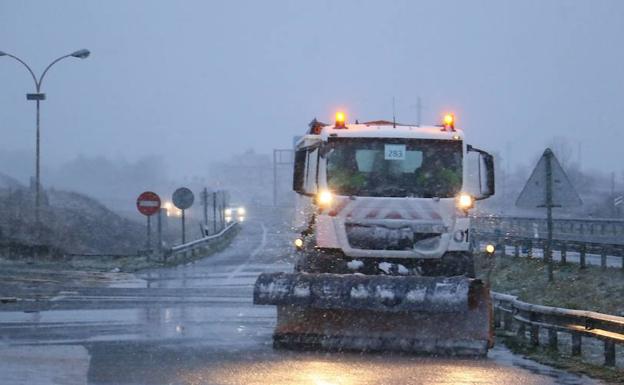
[254,272,492,356]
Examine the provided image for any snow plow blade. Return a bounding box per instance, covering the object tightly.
[253,272,493,356]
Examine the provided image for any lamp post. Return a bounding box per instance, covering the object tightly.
[0,49,90,224]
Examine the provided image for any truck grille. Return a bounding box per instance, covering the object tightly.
[345,224,441,251]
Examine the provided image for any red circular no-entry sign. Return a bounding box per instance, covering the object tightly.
[136,191,161,216]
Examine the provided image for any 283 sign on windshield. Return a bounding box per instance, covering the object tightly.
[384,144,406,160]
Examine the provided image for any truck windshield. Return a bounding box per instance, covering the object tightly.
[325,138,462,198]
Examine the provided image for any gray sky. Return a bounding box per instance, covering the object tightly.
[1,0,623,181]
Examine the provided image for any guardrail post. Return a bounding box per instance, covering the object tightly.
[530,324,540,346]
[600,248,607,269]
[579,245,587,269]
[516,323,526,340]
[527,240,533,258]
[494,307,501,328]
[571,333,582,356]
[560,243,567,265]
[604,340,616,366]
[503,311,513,331]
[547,329,558,351]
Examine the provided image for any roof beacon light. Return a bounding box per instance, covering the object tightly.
[335,111,346,128]
[443,113,455,131]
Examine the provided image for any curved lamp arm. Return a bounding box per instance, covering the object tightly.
[38,54,72,91]
[0,49,90,92]
[39,49,90,91]
[0,51,38,89]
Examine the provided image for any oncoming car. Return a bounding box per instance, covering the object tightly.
[224,206,246,223]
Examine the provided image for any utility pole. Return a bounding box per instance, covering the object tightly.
[504,142,512,212]
[212,191,217,233]
[611,172,616,217]
[273,150,278,207]
[416,96,422,126]
[392,96,396,128]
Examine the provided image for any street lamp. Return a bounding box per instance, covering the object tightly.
[0,49,90,224]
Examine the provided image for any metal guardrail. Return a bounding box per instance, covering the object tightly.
[474,215,624,245]
[473,215,624,269]
[169,222,238,257]
[474,232,624,270]
[492,292,624,367]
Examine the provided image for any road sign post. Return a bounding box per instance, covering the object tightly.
[157,208,163,258]
[136,191,162,260]
[516,148,582,282]
[172,187,194,245]
[545,150,554,281]
[146,216,152,257]
[181,209,186,244]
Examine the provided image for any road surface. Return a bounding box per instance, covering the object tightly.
[0,207,600,384]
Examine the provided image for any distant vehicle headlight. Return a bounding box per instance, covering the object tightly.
[237,207,246,216]
[225,208,232,216]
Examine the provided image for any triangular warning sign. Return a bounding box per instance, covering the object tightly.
[516,148,582,208]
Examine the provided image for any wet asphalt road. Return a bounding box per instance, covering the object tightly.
[0,208,601,385]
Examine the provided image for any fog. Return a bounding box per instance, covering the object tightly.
[2,1,624,208]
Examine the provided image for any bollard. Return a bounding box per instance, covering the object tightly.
[560,243,567,265]
[547,329,558,351]
[604,340,616,367]
[527,241,533,258]
[571,333,582,356]
[600,248,607,269]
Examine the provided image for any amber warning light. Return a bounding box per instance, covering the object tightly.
[443,113,455,131]
[335,111,346,128]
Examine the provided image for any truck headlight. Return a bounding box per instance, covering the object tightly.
[456,193,474,210]
[317,190,333,207]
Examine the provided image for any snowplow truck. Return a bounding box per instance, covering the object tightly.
[254,112,495,356]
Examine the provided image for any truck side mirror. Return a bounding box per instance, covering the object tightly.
[293,149,307,194]
[467,145,495,200]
